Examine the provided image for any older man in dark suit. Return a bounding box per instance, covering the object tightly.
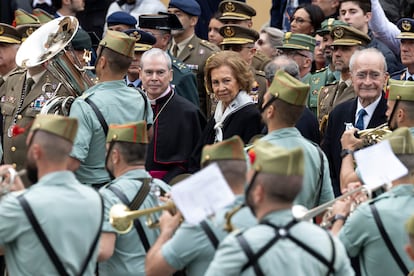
[321,48,388,197]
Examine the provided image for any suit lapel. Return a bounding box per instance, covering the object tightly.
[178,36,197,63]
[367,94,387,128]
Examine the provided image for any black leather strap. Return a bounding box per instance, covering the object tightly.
[237,233,264,276]
[18,193,104,276]
[370,203,409,275]
[17,195,69,276]
[107,184,151,252]
[85,97,108,136]
[313,143,325,207]
[200,220,219,249]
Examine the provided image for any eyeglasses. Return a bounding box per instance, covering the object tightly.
[289,16,311,24]
[222,44,253,52]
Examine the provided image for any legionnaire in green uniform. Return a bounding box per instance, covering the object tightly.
[146,136,256,276]
[260,70,333,209]
[277,32,316,86]
[0,114,103,276]
[309,18,347,115]
[98,121,170,276]
[317,25,371,131]
[205,141,353,275]
[218,0,271,72]
[332,127,414,276]
[1,16,73,183]
[139,13,200,109]
[219,24,267,107]
[405,213,414,276]
[68,31,153,187]
[167,0,220,118]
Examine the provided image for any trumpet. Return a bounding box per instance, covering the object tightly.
[223,204,245,232]
[0,168,26,196]
[356,123,391,148]
[109,201,176,234]
[292,183,390,226]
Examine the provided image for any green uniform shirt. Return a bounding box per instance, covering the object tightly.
[0,171,102,276]
[161,195,256,276]
[69,80,153,185]
[308,66,339,115]
[205,209,354,275]
[339,184,414,276]
[261,128,334,208]
[99,169,169,276]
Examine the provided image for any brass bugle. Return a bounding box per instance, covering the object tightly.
[292,184,387,222]
[356,123,391,147]
[223,204,244,232]
[109,201,176,234]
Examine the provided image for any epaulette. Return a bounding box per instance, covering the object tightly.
[390,68,407,80]
[322,80,339,87]
[255,70,266,78]
[9,68,26,77]
[199,39,220,52]
[172,59,192,73]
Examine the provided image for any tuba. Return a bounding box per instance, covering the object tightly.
[15,16,96,115]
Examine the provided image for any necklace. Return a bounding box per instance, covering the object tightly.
[152,92,174,123]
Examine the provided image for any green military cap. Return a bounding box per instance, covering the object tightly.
[405,213,414,236]
[250,140,304,176]
[0,23,21,44]
[32,8,55,24]
[201,135,245,167]
[14,9,40,26]
[30,114,78,143]
[383,127,414,155]
[99,30,135,58]
[71,28,92,51]
[220,24,259,45]
[106,121,149,144]
[316,18,348,36]
[277,32,316,52]
[268,69,310,106]
[219,0,256,21]
[331,25,371,46]
[388,79,414,101]
[396,18,414,40]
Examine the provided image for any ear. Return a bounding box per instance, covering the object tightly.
[253,182,266,203]
[31,144,42,160]
[110,148,120,164]
[190,16,199,27]
[405,244,414,261]
[365,12,372,22]
[304,57,312,69]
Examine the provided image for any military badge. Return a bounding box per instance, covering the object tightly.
[32,95,46,110]
[402,20,412,32]
[312,89,318,95]
[224,2,236,12]
[130,31,141,41]
[333,27,344,39]
[224,26,235,38]
[327,18,335,30]
[0,96,5,103]
[312,77,320,84]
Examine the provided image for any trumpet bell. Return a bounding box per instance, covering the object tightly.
[109,204,133,234]
[16,16,78,68]
[291,205,310,221]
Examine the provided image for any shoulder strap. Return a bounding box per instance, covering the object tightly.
[85,97,108,136]
[137,88,149,124]
[78,193,104,276]
[199,220,219,249]
[237,233,264,276]
[369,203,409,275]
[107,183,151,252]
[17,195,70,276]
[311,141,325,206]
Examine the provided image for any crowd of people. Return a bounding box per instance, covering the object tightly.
[0,0,414,275]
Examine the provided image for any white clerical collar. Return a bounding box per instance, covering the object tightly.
[148,86,173,105]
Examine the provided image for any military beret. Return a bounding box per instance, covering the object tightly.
[220,24,259,45]
[250,140,304,176]
[396,18,414,40]
[219,0,256,21]
[30,114,78,143]
[268,70,310,106]
[168,0,201,17]
[106,121,148,144]
[331,25,371,46]
[139,13,183,31]
[0,23,21,44]
[99,30,135,58]
[388,79,414,102]
[316,18,348,36]
[383,127,414,155]
[278,32,316,52]
[71,28,92,50]
[124,29,156,52]
[32,8,54,24]
[406,213,414,236]
[107,11,137,27]
[201,135,245,167]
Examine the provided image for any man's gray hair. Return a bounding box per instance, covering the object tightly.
[349,48,387,73]
[140,48,172,70]
[265,55,300,82]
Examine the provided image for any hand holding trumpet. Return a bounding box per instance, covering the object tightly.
[0,165,26,196]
